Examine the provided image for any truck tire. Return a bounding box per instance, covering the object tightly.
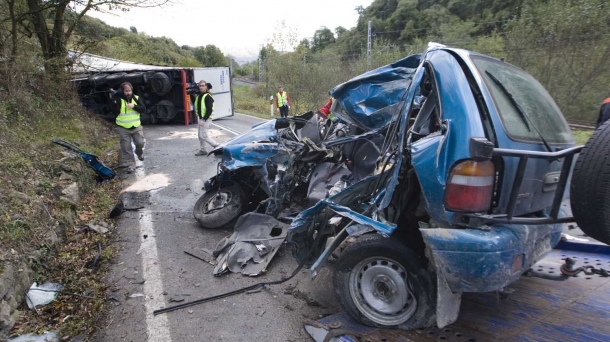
[123,72,146,84]
[333,234,436,330]
[105,72,127,86]
[193,184,244,229]
[88,73,108,86]
[156,100,177,122]
[571,121,610,245]
[150,72,172,95]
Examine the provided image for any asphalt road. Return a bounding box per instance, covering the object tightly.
[91,113,340,342]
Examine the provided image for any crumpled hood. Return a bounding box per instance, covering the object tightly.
[214,119,278,151]
[329,54,420,130]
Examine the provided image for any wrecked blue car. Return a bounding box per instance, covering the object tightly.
[196,43,582,329]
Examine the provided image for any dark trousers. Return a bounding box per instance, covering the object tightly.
[117,125,144,167]
[279,105,289,118]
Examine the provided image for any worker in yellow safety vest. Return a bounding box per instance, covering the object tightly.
[112,82,146,171]
[276,86,291,118]
[194,80,219,156]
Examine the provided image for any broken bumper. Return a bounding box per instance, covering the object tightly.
[421,222,564,293]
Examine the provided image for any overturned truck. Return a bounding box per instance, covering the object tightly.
[69,51,234,125]
[195,43,600,329]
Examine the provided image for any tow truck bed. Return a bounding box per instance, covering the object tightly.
[305,240,610,342]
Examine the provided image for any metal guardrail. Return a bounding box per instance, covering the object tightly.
[567,120,595,130]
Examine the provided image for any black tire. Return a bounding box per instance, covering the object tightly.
[193,184,244,229]
[88,73,108,86]
[333,234,436,330]
[123,72,146,84]
[105,72,127,86]
[156,100,177,122]
[150,72,172,95]
[571,121,610,245]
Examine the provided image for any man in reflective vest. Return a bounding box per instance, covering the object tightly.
[194,80,219,156]
[275,86,291,118]
[112,82,146,170]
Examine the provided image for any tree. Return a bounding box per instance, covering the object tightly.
[259,44,277,61]
[129,26,138,33]
[505,0,610,122]
[298,38,310,50]
[22,0,171,73]
[311,26,335,52]
[193,44,229,66]
[335,26,347,40]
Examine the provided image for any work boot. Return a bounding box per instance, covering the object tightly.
[195,150,207,156]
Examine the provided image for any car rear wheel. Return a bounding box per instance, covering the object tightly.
[333,234,436,329]
[193,184,244,229]
[571,121,610,245]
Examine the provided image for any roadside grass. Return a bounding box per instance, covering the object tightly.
[1,78,122,339]
[233,85,317,119]
[232,85,272,119]
[573,129,593,145]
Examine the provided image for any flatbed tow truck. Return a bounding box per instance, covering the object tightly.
[306,230,610,342]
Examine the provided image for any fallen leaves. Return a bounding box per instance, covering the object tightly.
[77,211,95,222]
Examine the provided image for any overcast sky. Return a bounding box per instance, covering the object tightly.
[87,0,374,63]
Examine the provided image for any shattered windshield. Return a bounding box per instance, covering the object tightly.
[471,56,573,144]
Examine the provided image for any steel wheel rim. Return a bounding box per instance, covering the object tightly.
[349,256,417,326]
[203,191,231,214]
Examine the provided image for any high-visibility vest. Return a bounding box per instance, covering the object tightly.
[277,92,288,107]
[116,95,141,128]
[195,93,214,119]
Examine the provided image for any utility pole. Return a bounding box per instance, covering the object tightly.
[367,20,372,71]
[258,58,263,82]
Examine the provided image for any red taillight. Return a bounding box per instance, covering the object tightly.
[444,160,495,212]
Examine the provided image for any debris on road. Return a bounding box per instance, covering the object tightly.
[169,296,185,303]
[129,293,144,298]
[106,291,122,303]
[52,139,116,182]
[212,213,288,277]
[184,251,216,266]
[86,222,110,234]
[7,331,59,342]
[84,243,103,270]
[26,282,64,309]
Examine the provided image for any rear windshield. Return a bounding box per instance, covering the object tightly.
[471,56,573,144]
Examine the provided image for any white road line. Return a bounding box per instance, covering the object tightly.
[212,113,266,136]
[133,159,172,342]
[211,122,242,135]
[234,112,266,122]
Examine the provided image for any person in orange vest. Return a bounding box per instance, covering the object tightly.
[275,86,291,118]
[596,96,610,128]
[317,97,333,122]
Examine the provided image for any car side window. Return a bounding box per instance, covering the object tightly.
[411,67,441,138]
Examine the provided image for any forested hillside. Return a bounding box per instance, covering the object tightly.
[257,0,609,123]
[72,15,231,67]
